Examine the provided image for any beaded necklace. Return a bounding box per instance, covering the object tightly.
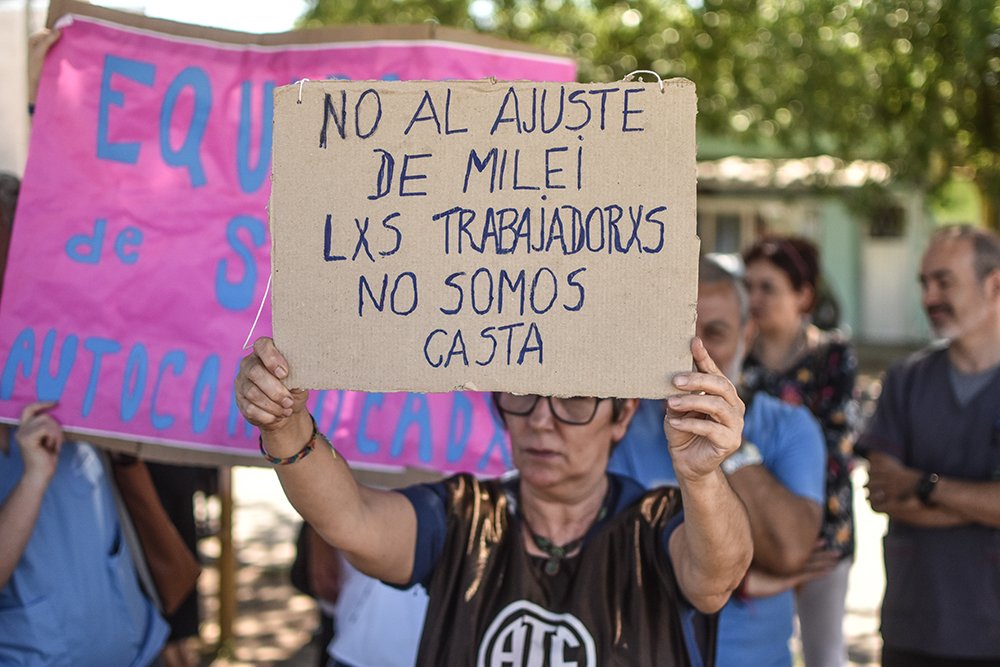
[519,485,611,576]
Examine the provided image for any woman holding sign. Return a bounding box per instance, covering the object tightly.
[236,336,751,666]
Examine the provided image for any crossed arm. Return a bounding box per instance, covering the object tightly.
[727,465,822,576]
[866,451,1000,529]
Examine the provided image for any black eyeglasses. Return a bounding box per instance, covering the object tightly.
[494,394,608,425]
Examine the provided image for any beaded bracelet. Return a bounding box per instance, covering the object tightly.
[259,415,335,465]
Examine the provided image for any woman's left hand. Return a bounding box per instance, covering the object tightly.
[664,337,745,482]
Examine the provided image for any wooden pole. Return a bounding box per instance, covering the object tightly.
[217,465,236,653]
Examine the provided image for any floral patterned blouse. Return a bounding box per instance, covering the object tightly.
[740,327,859,560]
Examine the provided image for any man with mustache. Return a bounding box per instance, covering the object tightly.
[856,226,1000,666]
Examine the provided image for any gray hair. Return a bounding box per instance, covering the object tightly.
[932,225,1000,284]
[699,254,750,326]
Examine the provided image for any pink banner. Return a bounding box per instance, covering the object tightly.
[0,14,575,474]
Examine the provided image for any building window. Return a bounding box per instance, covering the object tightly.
[869,205,905,238]
[714,213,742,253]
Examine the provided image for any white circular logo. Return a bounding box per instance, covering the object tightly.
[477,600,597,667]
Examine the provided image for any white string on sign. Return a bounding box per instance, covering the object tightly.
[242,274,272,351]
[622,69,665,93]
[247,78,309,349]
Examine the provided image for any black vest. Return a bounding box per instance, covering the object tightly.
[414,474,715,667]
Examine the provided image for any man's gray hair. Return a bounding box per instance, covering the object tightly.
[699,254,750,326]
[932,225,1000,284]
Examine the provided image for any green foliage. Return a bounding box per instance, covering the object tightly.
[300,0,1000,218]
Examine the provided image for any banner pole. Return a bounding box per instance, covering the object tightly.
[217,466,236,653]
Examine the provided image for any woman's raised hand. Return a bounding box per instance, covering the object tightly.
[664,337,745,482]
[235,337,310,432]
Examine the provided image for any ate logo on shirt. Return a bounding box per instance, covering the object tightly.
[477,600,597,667]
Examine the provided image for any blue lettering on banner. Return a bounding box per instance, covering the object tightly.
[37,330,78,402]
[66,219,106,264]
[318,390,346,441]
[66,220,144,265]
[82,337,122,417]
[159,67,212,188]
[237,81,275,194]
[357,393,384,454]
[151,350,186,429]
[216,215,266,311]
[390,394,432,463]
[121,343,149,423]
[97,54,155,163]
[191,354,220,434]
[478,398,512,470]
[114,227,143,264]
[1,328,34,400]
[446,392,473,462]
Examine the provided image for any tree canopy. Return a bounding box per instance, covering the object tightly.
[300,0,1000,223]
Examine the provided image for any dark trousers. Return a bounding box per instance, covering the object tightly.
[882,645,1000,667]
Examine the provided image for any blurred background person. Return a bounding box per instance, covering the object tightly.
[741,237,859,667]
[611,255,828,667]
[857,226,1000,666]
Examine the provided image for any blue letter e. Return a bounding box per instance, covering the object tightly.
[97,54,155,163]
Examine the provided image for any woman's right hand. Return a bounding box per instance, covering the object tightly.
[235,337,310,432]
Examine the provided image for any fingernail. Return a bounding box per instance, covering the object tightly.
[276,366,288,379]
[674,375,688,387]
[281,397,293,408]
[669,418,682,426]
[668,396,682,407]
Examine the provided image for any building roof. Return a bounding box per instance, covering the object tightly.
[697,155,893,191]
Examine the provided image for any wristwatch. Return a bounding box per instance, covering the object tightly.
[916,472,940,506]
[721,439,763,476]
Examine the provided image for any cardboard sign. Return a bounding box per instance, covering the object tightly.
[271,80,698,398]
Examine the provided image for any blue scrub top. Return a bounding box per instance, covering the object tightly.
[0,439,169,667]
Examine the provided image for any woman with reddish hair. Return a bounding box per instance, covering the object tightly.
[741,237,859,667]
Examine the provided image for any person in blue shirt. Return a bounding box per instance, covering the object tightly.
[611,255,829,667]
[0,401,170,667]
